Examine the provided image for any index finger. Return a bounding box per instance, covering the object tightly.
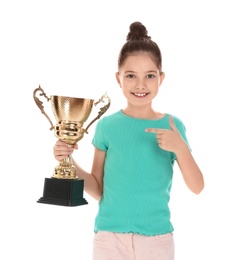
[145,128,164,133]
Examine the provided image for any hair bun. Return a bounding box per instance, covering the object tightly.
[126,21,151,41]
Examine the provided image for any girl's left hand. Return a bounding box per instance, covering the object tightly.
[145,116,186,153]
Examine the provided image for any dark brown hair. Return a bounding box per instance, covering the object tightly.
[118,21,162,72]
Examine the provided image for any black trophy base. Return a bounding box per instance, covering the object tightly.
[37,177,88,207]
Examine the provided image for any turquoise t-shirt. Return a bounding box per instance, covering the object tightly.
[92,110,190,236]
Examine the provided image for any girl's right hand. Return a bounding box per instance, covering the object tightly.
[53,140,78,161]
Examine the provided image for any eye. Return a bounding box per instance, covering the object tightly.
[126,74,135,79]
[146,74,156,79]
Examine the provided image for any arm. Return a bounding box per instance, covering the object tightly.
[145,116,204,194]
[73,148,105,201]
[175,142,204,194]
[53,140,105,201]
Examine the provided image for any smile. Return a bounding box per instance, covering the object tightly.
[132,92,149,97]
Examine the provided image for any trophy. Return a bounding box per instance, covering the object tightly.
[33,85,111,206]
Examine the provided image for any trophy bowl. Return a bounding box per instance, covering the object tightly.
[51,95,94,145]
[33,85,111,206]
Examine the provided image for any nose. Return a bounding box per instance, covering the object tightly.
[136,80,146,90]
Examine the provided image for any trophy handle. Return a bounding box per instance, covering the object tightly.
[85,92,111,134]
[33,85,54,131]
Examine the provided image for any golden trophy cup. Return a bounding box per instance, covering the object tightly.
[33,85,111,206]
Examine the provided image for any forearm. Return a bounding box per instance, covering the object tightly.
[72,158,103,201]
[176,143,204,194]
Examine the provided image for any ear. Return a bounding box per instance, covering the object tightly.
[115,72,121,86]
[159,72,165,86]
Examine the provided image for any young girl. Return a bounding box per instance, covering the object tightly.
[54,21,204,260]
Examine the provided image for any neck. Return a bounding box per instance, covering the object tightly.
[122,105,163,120]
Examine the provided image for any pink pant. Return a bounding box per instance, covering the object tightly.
[93,231,174,260]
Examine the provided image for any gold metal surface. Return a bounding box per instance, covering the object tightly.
[33,85,111,179]
[51,95,94,145]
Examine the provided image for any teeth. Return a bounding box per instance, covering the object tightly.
[134,93,147,97]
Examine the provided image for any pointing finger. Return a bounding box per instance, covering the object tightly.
[145,128,164,133]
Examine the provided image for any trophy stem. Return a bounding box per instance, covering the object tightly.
[65,154,73,164]
[53,154,78,179]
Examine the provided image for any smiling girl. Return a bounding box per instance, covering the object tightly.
[54,21,204,260]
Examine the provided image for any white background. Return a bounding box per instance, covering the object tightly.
[1,0,252,259]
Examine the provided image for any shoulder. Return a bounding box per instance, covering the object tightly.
[99,110,122,124]
[168,114,187,131]
[95,111,122,130]
[170,114,184,124]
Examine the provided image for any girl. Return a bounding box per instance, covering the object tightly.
[54,21,204,260]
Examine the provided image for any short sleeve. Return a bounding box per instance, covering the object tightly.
[172,116,192,151]
[92,118,108,151]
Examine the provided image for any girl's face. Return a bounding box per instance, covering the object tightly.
[116,52,165,109]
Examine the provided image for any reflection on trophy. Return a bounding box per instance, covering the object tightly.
[33,85,111,206]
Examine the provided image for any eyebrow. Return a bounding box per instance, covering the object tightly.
[124,70,158,74]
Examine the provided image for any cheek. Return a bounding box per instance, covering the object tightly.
[120,79,131,89]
